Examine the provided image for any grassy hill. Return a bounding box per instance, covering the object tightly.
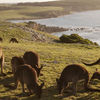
[0,0,100,99]
[1,0,100,20]
[0,21,57,43]
[0,22,100,100]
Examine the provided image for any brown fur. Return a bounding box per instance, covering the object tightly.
[91,69,100,80]
[56,64,100,94]
[0,47,4,74]
[14,64,44,98]
[9,38,18,43]
[0,37,3,42]
[83,58,100,66]
[11,56,24,74]
[23,51,43,76]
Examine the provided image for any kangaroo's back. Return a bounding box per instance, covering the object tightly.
[23,51,40,68]
[60,64,89,82]
[23,51,43,77]
[14,64,44,98]
[10,38,18,43]
[11,56,24,73]
[15,64,38,85]
[83,58,100,66]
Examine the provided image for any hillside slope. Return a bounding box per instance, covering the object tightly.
[0,22,58,43]
[0,22,100,100]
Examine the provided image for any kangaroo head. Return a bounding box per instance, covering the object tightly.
[91,69,100,80]
[56,78,62,94]
[91,72,100,80]
[34,65,43,76]
[36,82,44,98]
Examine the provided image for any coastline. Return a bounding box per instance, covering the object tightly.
[14,0,100,20]
[0,0,100,21]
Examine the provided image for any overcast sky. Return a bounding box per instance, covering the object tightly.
[0,0,57,3]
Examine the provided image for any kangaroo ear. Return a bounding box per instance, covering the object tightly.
[40,82,44,88]
[39,65,43,70]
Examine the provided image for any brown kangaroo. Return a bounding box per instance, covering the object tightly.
[14,64,44,98]
[83,58,100,66]
[23,51,43,76]
[9,38,18,43]
[56,64,100,95]
[11,56,24,74]
[91,69,100,80]
[0,47,4,75]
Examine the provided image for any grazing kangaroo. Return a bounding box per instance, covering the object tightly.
[56,64,100,94]
[9,38,18,43]
[23,51,43,76]
[0,47,4,75]
[83,58,100,66]
[11,56,24,74]
[14,64,44,98]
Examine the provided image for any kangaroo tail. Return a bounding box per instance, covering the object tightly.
[82,58,100,66]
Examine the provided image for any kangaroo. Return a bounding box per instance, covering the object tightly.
[23,51,43,76]
[9,38,18,43]
[0,47,4,75]
[83,58,100,66]
[11,56,24,74]
[14,64,44,98]
[56,64,100,95]
[91,69,100,80]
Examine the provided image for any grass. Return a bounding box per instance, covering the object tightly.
[0,41,100,100]
[0,22,31,42]
[0,0,100,99]
[1,0,100,20]
[0,5,63,20]
[0,21,57,43]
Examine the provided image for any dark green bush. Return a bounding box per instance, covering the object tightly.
[59,34,98,45]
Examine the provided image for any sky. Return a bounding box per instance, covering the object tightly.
[0,0,57,3]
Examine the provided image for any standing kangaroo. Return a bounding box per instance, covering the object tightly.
[91,69,100,80]
[56,64,100,94]
[83,58,100,66]
[0,47,4,75]
[23,51,43,76]
[14,64,44,98]
[11,56,24,74]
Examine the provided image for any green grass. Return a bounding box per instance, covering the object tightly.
[0,21,57,43]
[1,0,100,21]
[0,5,63,20]
[0,41,100,100]
[0,0,100,98]
[0,22,31,42]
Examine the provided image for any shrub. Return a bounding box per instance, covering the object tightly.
[59,34,98,45]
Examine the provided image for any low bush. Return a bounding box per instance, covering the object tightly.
[59,34,98,45]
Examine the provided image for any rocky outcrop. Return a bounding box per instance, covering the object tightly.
[12,24,56,42]
[25,21,67,33]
